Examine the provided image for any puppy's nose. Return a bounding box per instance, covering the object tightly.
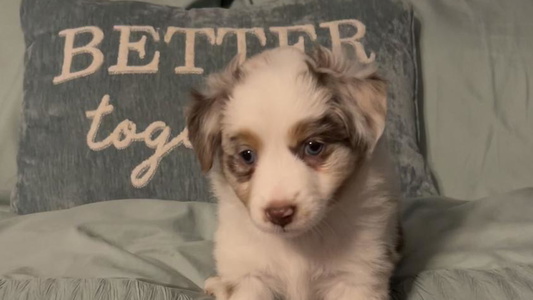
[265,204,296,227]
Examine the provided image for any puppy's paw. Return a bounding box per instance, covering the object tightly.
[230,276,274,300]
[204,276,231,300]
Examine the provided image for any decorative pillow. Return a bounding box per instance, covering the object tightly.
[0,0,221,207]
[13,0,437,214]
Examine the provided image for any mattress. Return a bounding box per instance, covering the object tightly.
[1,189,533,299]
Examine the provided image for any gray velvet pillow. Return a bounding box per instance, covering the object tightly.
[13,0,437,214]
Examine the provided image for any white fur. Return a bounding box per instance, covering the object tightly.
[202,47,399,300]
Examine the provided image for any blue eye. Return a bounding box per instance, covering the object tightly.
[239,150,256,164]
[305,141,324,156]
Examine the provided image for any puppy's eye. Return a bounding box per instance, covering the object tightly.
[239,149,256,165]
[304,141,324,156]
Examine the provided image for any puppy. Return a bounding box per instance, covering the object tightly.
[186,46,401,300]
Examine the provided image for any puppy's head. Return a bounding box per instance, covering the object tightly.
[187,47,386,237]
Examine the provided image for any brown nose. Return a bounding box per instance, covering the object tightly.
[265,204,296,227]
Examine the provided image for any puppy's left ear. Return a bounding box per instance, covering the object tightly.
[347,71,387,147]
[186,55,243,173]
[309,46,387,154]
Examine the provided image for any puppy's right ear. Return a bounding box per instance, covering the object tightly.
[186,89,223,173]
[186,55,243,173]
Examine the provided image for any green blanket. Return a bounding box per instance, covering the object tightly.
[1,189,533,299]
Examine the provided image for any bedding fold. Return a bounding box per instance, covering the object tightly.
[0,278,209,300]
